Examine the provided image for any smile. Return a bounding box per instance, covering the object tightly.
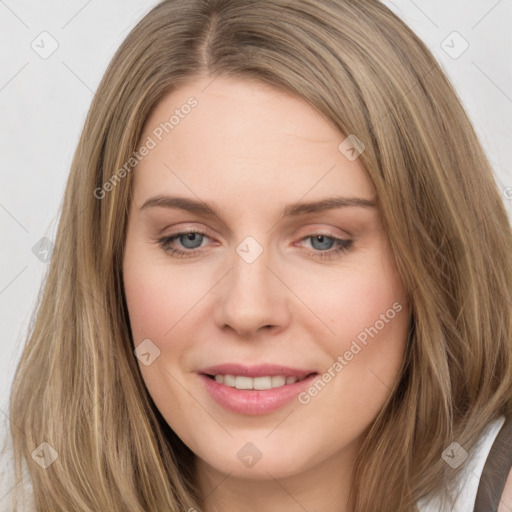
[206,374,312,390]
[197,364,319,415]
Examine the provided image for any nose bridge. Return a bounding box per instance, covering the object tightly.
[215,236,289,335]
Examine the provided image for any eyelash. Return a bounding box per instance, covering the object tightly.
[156,229,353,260]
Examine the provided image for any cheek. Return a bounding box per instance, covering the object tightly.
[291,255,405,348]
[123,270,171,343]
[123,248,209,342]
[122,250,206,410]
[294,249,409,413]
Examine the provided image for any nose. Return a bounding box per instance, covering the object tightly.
[214,246,291,337]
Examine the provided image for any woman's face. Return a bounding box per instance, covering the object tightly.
[123,75,410,484]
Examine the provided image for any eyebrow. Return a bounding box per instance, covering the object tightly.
[140,195,377,219]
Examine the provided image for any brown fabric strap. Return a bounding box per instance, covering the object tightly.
[473,414,512,512]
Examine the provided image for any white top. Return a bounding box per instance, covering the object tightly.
[0,415,506,511]
[417,415,506,511]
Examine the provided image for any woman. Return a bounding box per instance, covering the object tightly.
[2,0,511,510]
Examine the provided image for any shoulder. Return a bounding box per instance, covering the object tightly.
[0,415,36,512]
[417,416,507,512]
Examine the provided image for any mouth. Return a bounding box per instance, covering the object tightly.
[201,372,317,390]
[197,364,320,415]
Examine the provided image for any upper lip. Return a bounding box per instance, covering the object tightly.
[198,364,317,379]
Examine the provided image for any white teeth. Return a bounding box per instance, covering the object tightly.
[223,375,236,387]
[235,376,253,390]
[271,376,286,388]
[212,374,305,390]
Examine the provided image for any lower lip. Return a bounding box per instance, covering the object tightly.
[198,373,319,415]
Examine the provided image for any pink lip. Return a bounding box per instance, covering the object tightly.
[197,364,319,415]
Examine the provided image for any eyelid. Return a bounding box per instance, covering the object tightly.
[159,224,217,240]
[297,225,351,240]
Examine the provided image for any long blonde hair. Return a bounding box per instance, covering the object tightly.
[9,0,512,510]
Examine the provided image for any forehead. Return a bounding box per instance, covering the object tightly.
[133,75,375,206]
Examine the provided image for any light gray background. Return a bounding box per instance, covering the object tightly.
[1,0,511,414]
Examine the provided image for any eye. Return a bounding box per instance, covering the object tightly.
[298,234,353,260]
[156,230,353,260]
[157,230,212,258]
